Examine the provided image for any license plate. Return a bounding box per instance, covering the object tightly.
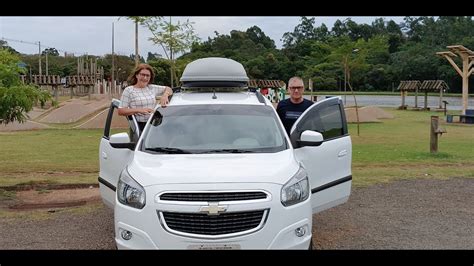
[187,244,241,250]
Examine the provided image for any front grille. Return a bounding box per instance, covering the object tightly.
[161,210,266,236]
[160,192,267,202]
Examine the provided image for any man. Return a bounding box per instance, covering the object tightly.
[276,76,314,136]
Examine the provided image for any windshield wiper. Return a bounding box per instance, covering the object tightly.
[198,149,255,154]
[145,147,192,154]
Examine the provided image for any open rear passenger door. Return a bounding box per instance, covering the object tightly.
[290,97,352,214]
[98,99,140,209]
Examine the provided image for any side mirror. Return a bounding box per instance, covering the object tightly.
[296,130,323,147]
[110,132,136,150]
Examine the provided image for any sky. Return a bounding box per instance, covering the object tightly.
[0,16,405,59]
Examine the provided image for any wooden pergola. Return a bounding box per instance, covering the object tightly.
[397,80,421,109]
[436,45,474,115]
[397,80,449,110]
[249,79,286,103]
[248,79,285,89]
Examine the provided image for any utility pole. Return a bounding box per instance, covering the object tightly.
[38,41,42,76]
[112,22,115,94]
[135,21,139,67]
[343,56,347,105]
[169,16,174,88]
[45,51,49,76]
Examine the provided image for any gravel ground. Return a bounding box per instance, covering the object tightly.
[312,177,474,249]
[0,204,115,249]
[0,177,472,249]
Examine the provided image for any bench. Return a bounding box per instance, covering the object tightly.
[446,109,474,124]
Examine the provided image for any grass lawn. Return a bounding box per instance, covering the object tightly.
[0,109,472,188]
[349,109,474,186]
[0,129,104,187]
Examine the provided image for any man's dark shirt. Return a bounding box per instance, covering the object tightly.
[276,98,314,136]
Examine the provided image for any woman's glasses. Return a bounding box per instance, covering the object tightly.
[138,73,151,78]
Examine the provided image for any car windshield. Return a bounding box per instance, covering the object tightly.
[140,104,288,154]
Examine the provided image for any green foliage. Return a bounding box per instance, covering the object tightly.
[102,54,136,81]
[0,49,52,125]
[177,16,473,93]
[7,17,474,94]
[148,58,172,85]
[42,47,59,56]
[0,40,19,54]
[19,53,78,76]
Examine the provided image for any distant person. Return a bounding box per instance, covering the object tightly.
[276,76,313,136]
[118,63,173,132]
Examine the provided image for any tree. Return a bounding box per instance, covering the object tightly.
[327,37,369,136]
[282,16,317,48]
[42,47,59,56]
[246,26,276,49]
[0,49,51,125]
[0,40,19,54]
[146,52,162,62]
[123,16,161,67]
[140,16,200,87]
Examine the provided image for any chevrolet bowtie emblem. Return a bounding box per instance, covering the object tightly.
[200,202,227,216]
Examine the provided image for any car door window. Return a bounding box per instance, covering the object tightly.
[296,104,344,140]
[103,99,140,142]
[291,100,347,147]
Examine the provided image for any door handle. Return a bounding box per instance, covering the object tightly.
[338,150,348,157]
[102,152,108,159]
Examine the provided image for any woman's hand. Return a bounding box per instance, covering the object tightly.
[138,108,154,114]
[160,95,169,107]
[160,87,172,107]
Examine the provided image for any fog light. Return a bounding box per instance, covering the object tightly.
[295,226,306,237]
[121,230,133,240]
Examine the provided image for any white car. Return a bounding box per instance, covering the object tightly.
[99,57,352,249]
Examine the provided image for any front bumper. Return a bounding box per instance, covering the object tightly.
[114,182,312,249]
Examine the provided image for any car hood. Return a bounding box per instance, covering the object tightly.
[127,149,299,187]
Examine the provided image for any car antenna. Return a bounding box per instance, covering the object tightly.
[212,89,217,99]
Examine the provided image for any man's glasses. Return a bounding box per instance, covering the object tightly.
[138,73,151,78]
[289,86,304,91]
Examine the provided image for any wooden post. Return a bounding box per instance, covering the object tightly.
[53,85,58,102]
[415,85,418,108]
[439,86,443,109]
[309,78,315,102]
[401,90,405,108]
[461,53,469,114]
[424,91,428,110]
[430,116,439,153]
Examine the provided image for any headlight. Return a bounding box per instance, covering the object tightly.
[281,166,309,207]
[117,168,146,209]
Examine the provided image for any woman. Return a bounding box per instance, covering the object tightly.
[118,63,173,133]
